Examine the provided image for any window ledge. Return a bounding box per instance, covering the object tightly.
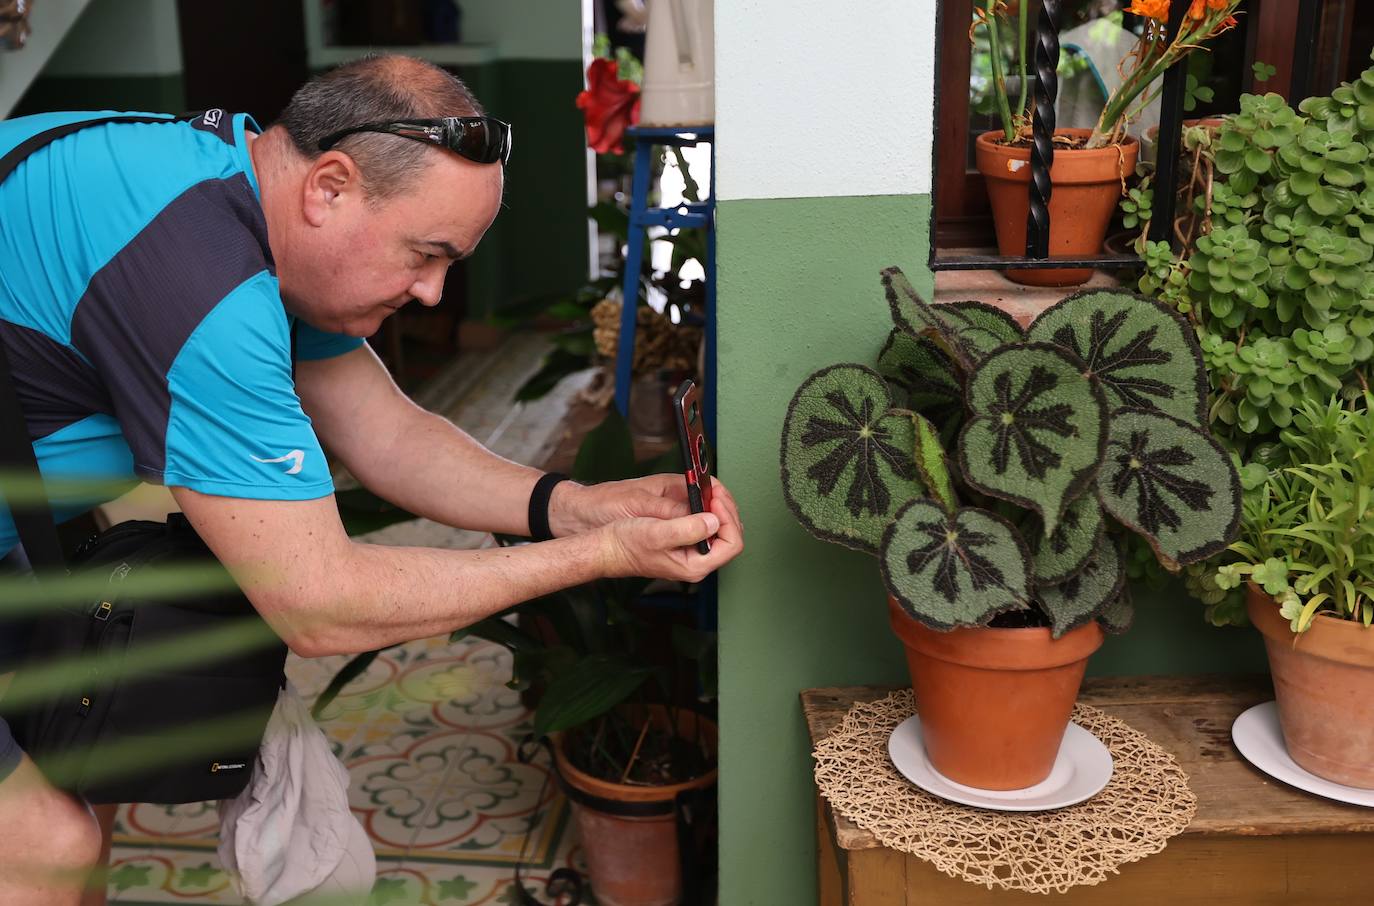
[934,267,1125,328]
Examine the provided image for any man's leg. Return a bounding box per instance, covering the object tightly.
[79,803,118,906]
[0,745,105,905]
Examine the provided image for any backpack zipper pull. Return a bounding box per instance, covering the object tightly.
[90,563,132,620]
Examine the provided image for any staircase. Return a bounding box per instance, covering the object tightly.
[0,0,93,118]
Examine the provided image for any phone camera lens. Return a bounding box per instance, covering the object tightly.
[696,436,710,474]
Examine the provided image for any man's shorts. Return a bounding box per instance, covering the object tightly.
[0,718,21,782]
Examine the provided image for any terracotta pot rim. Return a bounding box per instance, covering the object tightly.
[887,596,1105,671]
[1245,582,1374,668]
[554,708,718,805]
[975,128,1141,154]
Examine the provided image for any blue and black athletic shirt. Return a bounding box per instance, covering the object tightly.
[0,109,365,556]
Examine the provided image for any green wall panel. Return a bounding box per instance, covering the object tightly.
[715,192,1268,905]
[12,74,185,118]
[458,59,589,321]
[490,58,589,316]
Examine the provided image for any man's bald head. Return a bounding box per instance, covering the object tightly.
[276,54,484,201]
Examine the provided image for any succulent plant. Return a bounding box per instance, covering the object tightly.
[1132,61,1374,452]
[780,268,1242,637]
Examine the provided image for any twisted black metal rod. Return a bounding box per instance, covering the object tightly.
[1147,0,1191,249]
[1025,0,1060,258]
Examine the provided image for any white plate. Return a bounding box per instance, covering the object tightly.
[887,715,1114,812]
[1231,701,1374,808]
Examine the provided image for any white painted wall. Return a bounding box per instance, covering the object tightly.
[42,0,182,76]
[716,0,936,201]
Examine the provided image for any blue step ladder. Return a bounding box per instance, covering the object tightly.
[611,125,717,633]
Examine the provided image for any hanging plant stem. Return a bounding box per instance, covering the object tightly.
[982,0,1017,143]
[1087,6,1238,149]
[1015,0,1030,132]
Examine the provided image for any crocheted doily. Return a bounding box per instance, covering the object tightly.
[813,690,1197,894]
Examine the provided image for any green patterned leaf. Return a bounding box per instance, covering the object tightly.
[1096,585,1135,634]
[958,343,1108,536]
[882,265,944,338]
[881,501,1031,630]
[1027,291,1208,424]
[1024,493,1105,585]
[913,412,957,512]
[1037,534,1125,638]
[1097,407,1242,569]
[936,300,1025,361]
[781,365,925,553]
[878,328,962,414]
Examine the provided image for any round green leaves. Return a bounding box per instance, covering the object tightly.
[1097,407,1242,569]
[1028,291,1207,424]
[881,500,1031,630]
[781,365,925,553]
[958,343,1107,535]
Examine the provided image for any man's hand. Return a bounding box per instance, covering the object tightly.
[550,474,744,539]
[594,486,744,583]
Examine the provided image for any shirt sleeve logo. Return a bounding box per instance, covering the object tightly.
[201,108,224,128]
[251,449,305,475]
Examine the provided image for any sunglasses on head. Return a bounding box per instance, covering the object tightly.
[317,116,512,165]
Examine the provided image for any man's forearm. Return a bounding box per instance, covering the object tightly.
[268,530,609,656]
[347,403,546,537]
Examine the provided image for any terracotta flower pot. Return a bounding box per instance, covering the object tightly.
[887,596,1104,790]
[554,707,717,906]
[975,128,1138,288]
[1246,584,1374,789]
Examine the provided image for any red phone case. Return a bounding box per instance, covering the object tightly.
[674,381,714,554]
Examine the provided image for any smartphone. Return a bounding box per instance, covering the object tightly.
[674,379,715,555]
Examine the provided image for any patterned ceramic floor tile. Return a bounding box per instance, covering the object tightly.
[365,848,592,906]
[106,849,239,903]
[105,634,579,904]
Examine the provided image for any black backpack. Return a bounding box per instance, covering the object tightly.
[0,114,287,804]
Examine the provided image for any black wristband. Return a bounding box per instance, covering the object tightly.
[528,472,569,541]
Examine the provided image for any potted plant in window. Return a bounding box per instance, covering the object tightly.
[1214,394,1374,789]
[972,0,1241,286]
[780,267,1240,789]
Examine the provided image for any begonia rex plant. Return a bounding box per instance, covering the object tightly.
[780,268,1242,636]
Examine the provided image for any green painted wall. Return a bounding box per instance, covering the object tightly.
[12,75,185,118]
[715,192,1268,905]
[473,59,589,319]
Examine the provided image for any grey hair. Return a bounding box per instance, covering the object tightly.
[276,54,484,201]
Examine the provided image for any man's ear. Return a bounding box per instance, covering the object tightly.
[302,151,361,227]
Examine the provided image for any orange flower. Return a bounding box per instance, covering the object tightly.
[1189,0,1233,19]
[1127,0,1170,20]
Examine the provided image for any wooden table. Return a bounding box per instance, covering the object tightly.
[804,676,1374,905]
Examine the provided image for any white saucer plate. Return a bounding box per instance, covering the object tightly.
[887,715,1114,812]
[1231,701,1374,808]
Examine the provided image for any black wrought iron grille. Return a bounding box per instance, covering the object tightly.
[928,0,1327,272]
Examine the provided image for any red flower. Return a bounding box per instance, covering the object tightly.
[576,58,641,155]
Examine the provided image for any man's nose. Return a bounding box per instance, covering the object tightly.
[411,263,448,307]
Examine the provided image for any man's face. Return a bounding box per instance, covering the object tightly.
[287,148,503,337]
